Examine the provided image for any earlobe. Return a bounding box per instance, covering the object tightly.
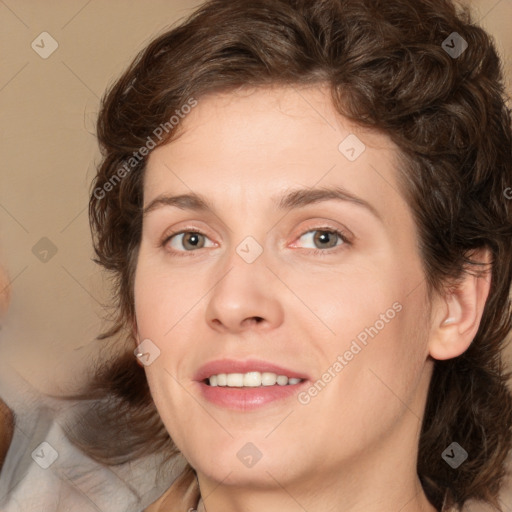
[429,249,492,361]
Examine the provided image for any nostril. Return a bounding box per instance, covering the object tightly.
[240,316,264,328]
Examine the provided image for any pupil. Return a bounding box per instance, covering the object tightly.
[316,231,336,248]
[184,232,203,249]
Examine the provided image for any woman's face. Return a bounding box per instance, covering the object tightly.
[134,86,435,493]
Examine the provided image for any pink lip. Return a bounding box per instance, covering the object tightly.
[194,358,310,382]
[194,358,311,411]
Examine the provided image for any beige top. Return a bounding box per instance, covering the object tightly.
[144,467,456,512]
[145,466,204,512]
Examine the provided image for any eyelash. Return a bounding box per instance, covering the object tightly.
[160,226,352,258]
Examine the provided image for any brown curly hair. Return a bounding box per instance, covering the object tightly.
[68,1,512,510]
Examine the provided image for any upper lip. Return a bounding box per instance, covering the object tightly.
[194,358,311,382]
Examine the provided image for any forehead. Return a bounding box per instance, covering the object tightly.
[143,85,409,226]
[149,84,393,161]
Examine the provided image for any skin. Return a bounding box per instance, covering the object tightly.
[135,85,490,512]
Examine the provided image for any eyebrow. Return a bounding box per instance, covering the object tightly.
[143,186,381,221]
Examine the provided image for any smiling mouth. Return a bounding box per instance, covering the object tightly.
[197,366,309,410]
[204,371,305,387]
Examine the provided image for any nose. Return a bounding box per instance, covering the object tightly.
[205,258,284,334]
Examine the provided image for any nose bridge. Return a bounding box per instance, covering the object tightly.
[205,238,283,332]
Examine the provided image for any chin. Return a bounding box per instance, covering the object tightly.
[197,460,291,488]
[187,440,306,489]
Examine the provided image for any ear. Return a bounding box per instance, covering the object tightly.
[428,248,492,361]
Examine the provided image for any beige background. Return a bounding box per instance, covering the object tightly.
[0,0,203,391]
[0,0,511,509]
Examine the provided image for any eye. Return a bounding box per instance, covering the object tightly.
[163,230,216,253]
[295,228,350,251]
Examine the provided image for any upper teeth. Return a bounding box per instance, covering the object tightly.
[208,372,303,387]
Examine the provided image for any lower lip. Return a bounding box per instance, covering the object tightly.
[196,380,310,410]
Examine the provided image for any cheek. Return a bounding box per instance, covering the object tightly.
[333,288,429,417]
[281,262,404,346]
[303,303,429,460]
[133,259,199,338]
[310,266,430,415]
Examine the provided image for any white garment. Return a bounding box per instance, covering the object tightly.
[0,361,176,512]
